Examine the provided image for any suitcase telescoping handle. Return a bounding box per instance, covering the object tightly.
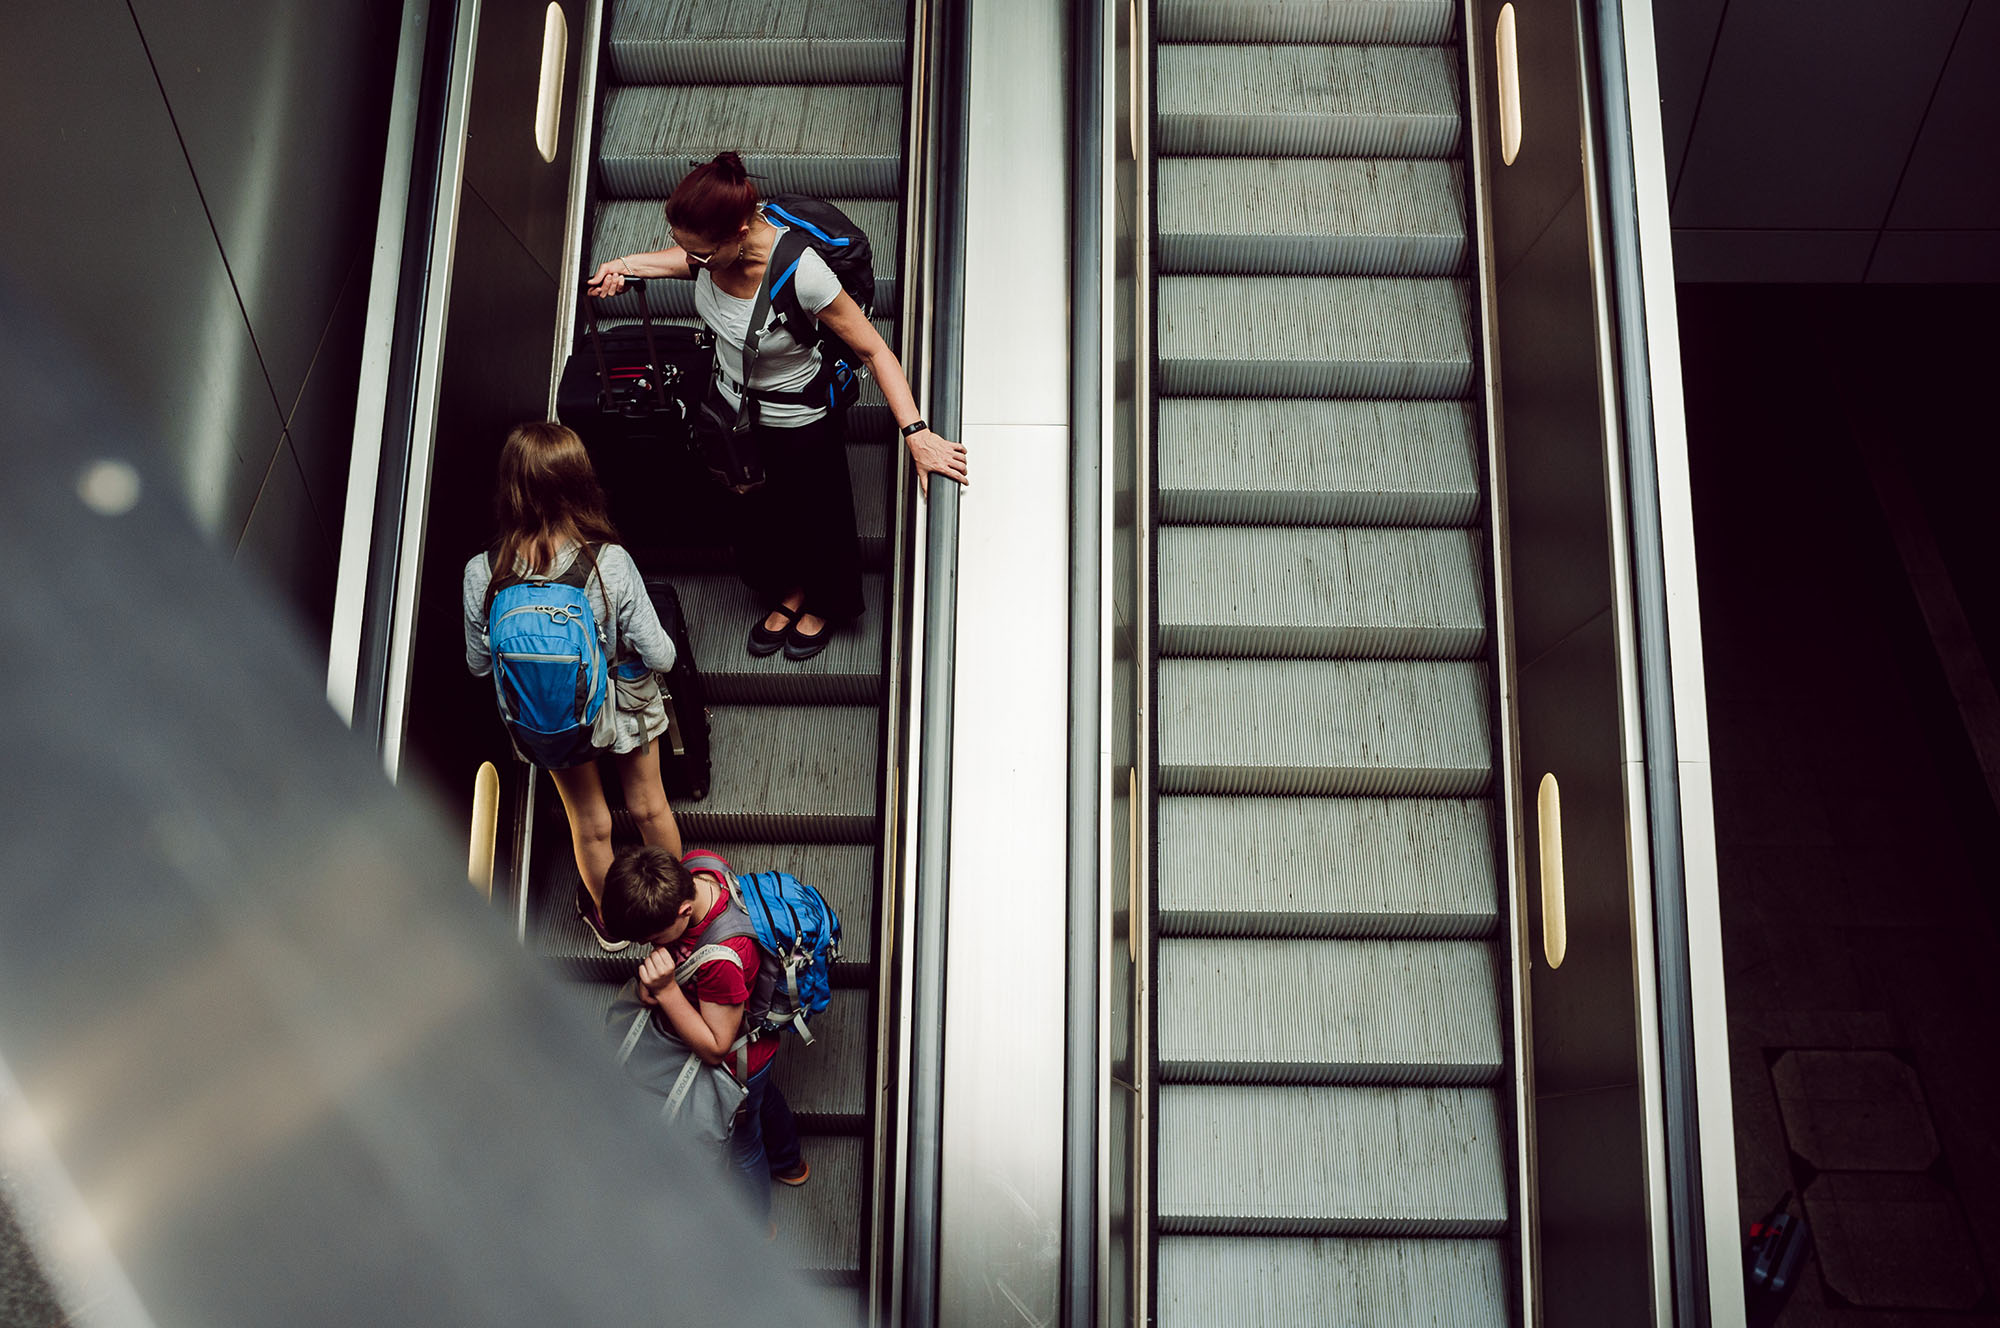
[581,276,668,413]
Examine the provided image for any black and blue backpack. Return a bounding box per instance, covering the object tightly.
[757,195,876,416]
[482,543,610,770]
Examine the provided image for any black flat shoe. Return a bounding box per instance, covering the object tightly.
[748,603,802,658]
[783,614,834,662]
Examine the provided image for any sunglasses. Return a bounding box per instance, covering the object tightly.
[673,232,732,269]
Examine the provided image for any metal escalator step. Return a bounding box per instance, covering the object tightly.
[1158,526,1486,659]
[677,573,886,704]
[608,0,906,85]
[598,85,902,198]
[1159,399,1480,527]
[590,198,902,319]
[773,1134,863,1272]
[1158,939,1502,1084]
[1157,45,1461,159]
[1158,1236,1509,1325]
[1158,1084,1508,1235]
[1158,158,1465,276]
[1158,796,1498,938]
[674,705,879,842]
[1157,0,1458,46]
[691,841,877,964]
[771,988,868,1122]
[1159,276,1472,399]
[1159,659,1491,796]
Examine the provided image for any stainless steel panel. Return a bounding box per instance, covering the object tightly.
[127,0,402,411]
[236,435,337,648]
[283,258,372,548]
[0,0,288,546]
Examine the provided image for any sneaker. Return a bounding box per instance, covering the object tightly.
[574,879,631,952]
[772,1159,810,1187]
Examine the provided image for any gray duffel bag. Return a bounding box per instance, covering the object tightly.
[605,977,749,1148]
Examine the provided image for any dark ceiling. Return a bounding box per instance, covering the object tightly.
[1654,0,2000,282]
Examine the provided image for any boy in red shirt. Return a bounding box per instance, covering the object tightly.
[603,846,807,1223]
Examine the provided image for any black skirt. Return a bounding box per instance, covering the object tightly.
[731,414,866,623]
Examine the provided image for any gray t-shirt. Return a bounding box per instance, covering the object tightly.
[461,540,675,679]
[695,228,844,429]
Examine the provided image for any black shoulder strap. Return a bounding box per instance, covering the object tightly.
[481,547,507,622]
[763,227,817,348]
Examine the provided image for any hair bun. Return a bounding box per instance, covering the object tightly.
[710,151,746,183]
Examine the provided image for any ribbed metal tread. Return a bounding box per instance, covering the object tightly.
[674,705,880,842]
[590,198,902,319]
[773,1134,863,1271]
[1157,0,1458,46]
[1158,1085,1508,1236]
[1159,939,1503,1084]
[771,988,868,1121]
[1158,158,1466,276]
[1158,526,1486,659]
[1158,1236,1510,1325]
[1159,399,1480,527]
[1157,796,1498,938]
[1159,276,1472,399]
[1158,659,1492,796]
[678,573,886,704]
[598,85,902,198]
[1156,45,1462,159]
[607,0,906,85]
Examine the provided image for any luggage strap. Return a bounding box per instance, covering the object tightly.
[581,277,669,411]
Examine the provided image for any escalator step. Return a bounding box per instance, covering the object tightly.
[1159,399,1480,527]
[773,1134,864,1272]
[1157,1236,1509,1326]
[590,198,902,319]
[1156,0,1458,46]
[674,705,881,842]
[1158,939,1503,1085]
[598,85,903,198]
[1156,45,1462,159]
[607,0,906,86]
[771,988,869,1122]
[1158,158,1467,277]
[1159,659,1492,796]
[1158,526,1486,660]
[1157,1084,1508,1236]
[1158,796,1498,939]
[1159,276,1473,399]
[677,572,887,705]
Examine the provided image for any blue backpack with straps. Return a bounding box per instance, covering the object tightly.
[482,544,609,770]
[682,851,842,1051]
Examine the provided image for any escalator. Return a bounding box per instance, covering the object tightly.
[522,2,915,1319]
[1148,0,1521,1317]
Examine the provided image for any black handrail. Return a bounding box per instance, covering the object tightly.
[1061,0,1106,1320]
[1584,2,1712,1321]
[900,0,973,1322]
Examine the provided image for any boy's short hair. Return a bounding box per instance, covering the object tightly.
[602,845,696,941]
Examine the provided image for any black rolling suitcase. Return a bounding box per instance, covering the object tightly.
[556,281,713,543]
[643,574,711,801]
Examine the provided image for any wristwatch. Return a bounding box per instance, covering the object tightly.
[900,419,929,438]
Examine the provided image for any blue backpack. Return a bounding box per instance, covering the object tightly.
[682,852,842,1048]
[483,544,610,770]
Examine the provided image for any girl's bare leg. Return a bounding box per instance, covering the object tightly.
[614,740,684,859]
[549,761,616,910]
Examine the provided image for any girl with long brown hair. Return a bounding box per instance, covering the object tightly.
[462,421,683,951]
[586,151,966,661]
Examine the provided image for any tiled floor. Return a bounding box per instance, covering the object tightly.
[1684,286,2000,1324]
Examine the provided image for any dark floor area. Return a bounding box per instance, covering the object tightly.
[1683,284,2000,1322]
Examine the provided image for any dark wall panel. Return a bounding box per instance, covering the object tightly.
[0,0,399,653]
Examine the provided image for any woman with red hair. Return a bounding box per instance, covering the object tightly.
[587,152,965,661]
